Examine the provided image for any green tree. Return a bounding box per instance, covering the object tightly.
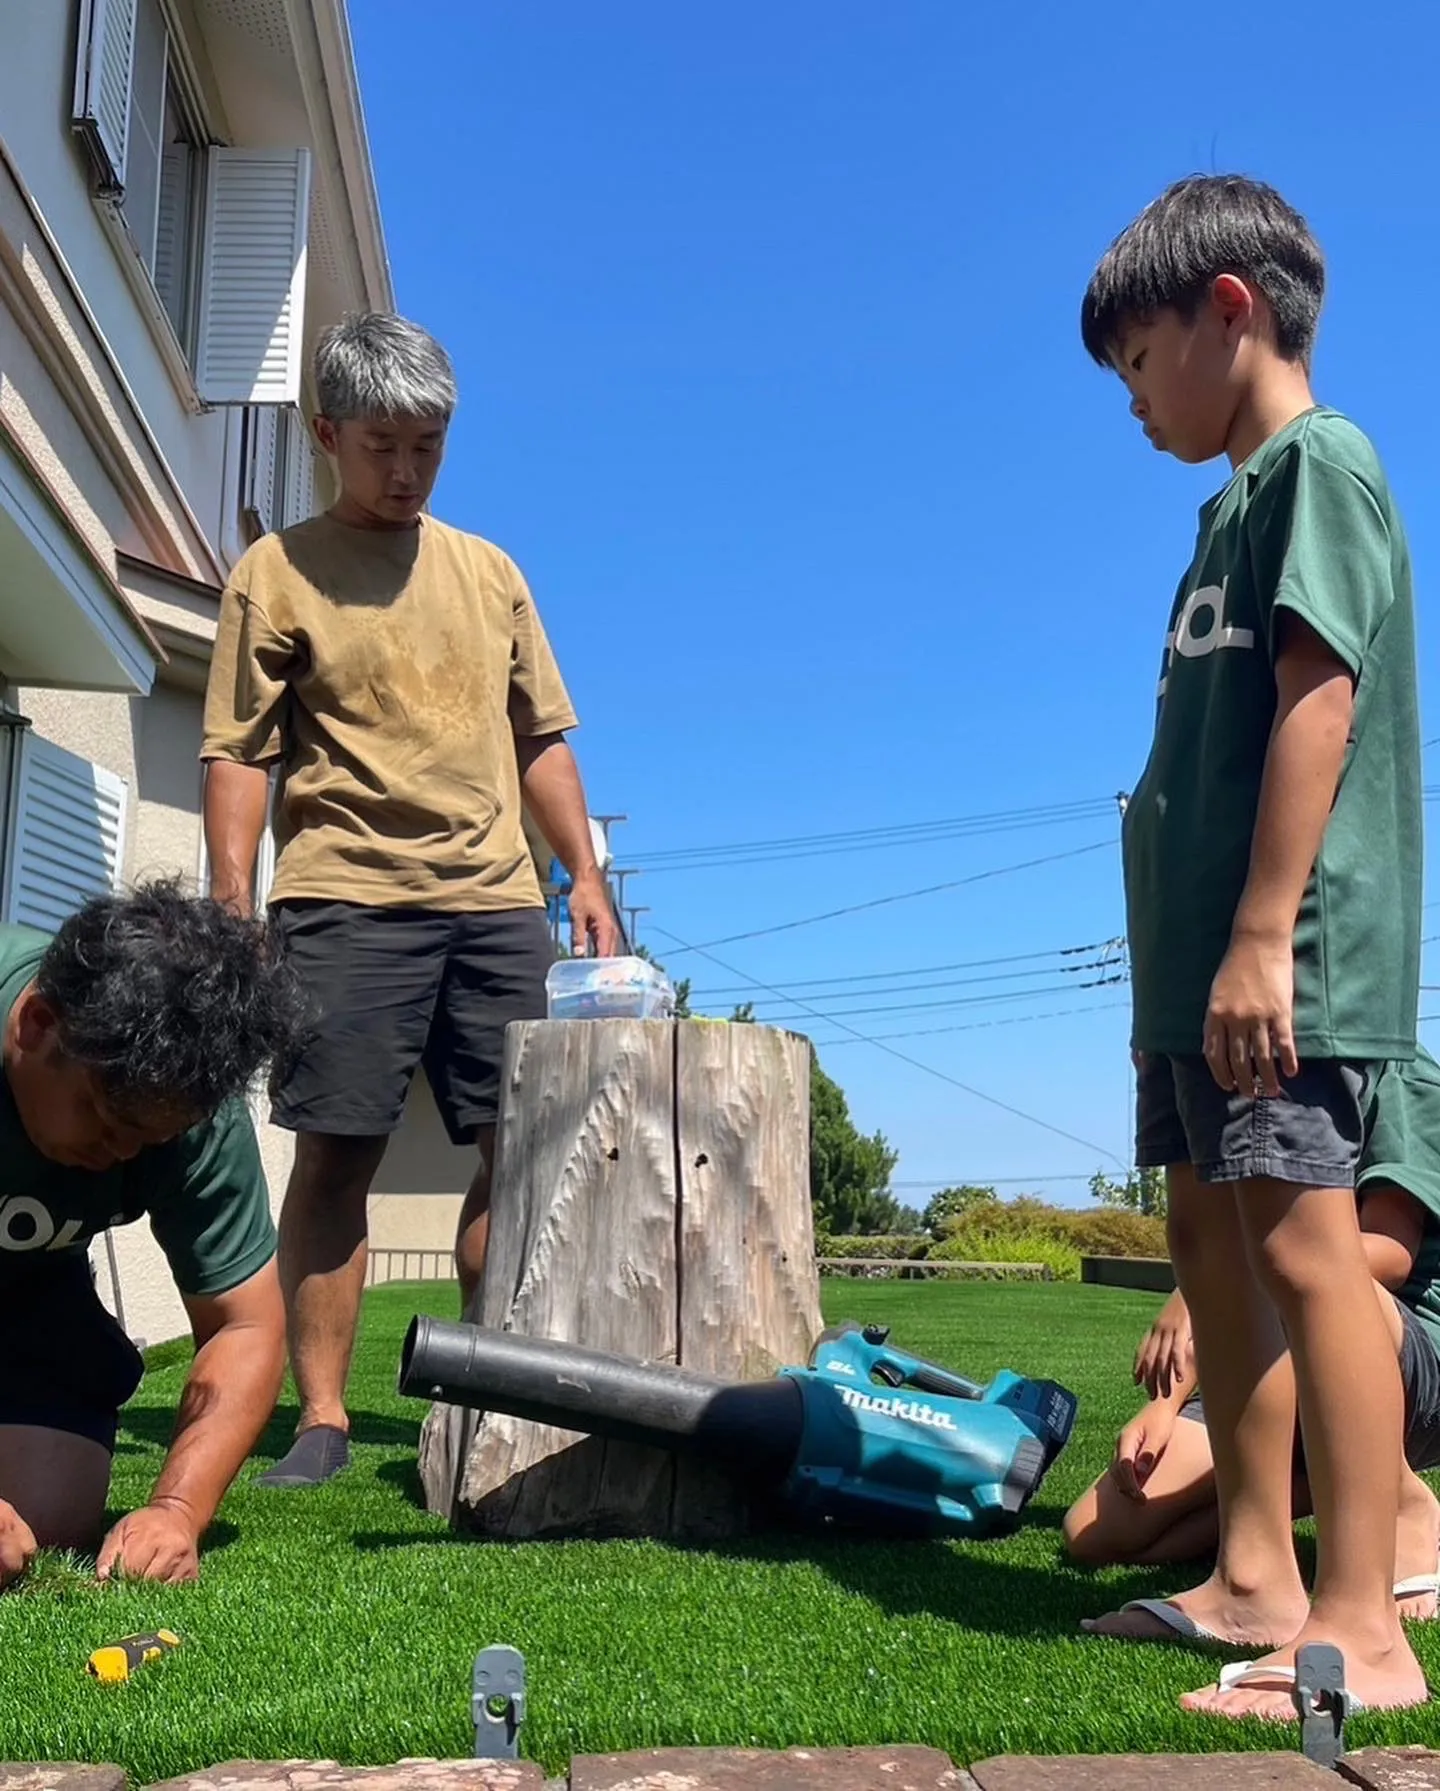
[1089,1165,1167,1217]
[809,1051,901,1235]
[921,1184,999,1239]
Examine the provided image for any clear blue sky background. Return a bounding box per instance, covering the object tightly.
[348,1,1440,1209]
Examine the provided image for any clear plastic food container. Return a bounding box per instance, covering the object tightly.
[545,956,676,1021]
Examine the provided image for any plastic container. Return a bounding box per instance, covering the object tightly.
[545,955,676,1021]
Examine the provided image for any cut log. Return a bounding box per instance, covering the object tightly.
[416,1018,820,1538]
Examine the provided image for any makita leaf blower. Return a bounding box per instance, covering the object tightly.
[398,1316,1078,1539]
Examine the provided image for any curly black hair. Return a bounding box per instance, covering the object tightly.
[1082,174,1325,369]
[34,878,306,1119]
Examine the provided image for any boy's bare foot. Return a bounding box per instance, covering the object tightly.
[1393,1470,1440,1621]
[1081,1575,1308,1648]
[1181,1617,1428,1719]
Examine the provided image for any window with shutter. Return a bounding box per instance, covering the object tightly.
[72,0,140,193]
[281,407,317,527]
[195,149,313,406]
[0,735,128,934]
[243,406,281,537]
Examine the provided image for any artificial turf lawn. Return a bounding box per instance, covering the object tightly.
[5,1278,1440,1779]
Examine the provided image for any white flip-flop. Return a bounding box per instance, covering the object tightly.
[1216,1660,1366,1718]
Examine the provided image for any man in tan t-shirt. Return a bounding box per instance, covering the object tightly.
[201,312,619,1488]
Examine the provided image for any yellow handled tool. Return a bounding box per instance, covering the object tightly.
[86,1629,181,1683]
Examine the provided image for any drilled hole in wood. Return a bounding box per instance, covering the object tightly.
[607,1147,620,1161]
[695,1152,710,1167]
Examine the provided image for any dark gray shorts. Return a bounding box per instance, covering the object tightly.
[1135,1052,1373,1188]
[270,902,554,1145]
[1181,1299,1440,1473]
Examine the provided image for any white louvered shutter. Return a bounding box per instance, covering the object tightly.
[195,148,312,406]
[0,736,128,932]
[281,408,316,525]
[72,0,140,192]
[244,405,280,534]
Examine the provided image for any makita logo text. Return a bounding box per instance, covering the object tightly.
[839,1387,957,1430]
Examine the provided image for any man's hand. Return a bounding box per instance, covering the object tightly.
[1203,929,1297,1097]
[97,1501,200,1585]
[1109,1403,1177,1502]
[567,867,621,959]
[0,1499,37,1589]
[1134,1290,1194,1400]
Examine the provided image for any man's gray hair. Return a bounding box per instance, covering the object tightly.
[313,312,458,422]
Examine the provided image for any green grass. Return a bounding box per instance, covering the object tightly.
[5,1279,1440,1779]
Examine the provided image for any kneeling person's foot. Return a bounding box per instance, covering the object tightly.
[256,1424,350,1489]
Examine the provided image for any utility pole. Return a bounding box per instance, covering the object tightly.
[623,904,649,948]
[611,867,641,913]
[591,814,627,858]
[1115,790,1133,1172]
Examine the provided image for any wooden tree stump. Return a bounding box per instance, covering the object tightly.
[416,1018,821,1539]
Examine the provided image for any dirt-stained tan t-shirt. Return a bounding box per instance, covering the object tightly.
[201,513,578,911]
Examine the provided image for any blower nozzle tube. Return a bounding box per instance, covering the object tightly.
[398,1316,805,1483]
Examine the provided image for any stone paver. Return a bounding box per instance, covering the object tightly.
[145,1764,545,1791]
[569,1747,969,1790]
[1339,1751,1440,1790]
[0,1772,126,1791]
[968,1755,1334,1790]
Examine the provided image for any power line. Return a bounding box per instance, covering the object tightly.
[709,956,1126,1019]
[652,924,1126,1167]
[628,797,1117,871]
[724,973,1129,1027]
[663,838,1119,956]
[687,937,1122,999]
[809,999,1130,1048]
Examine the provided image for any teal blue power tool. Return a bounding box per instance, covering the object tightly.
[400,1314,1078,1542]
[775,1320,1078,1538]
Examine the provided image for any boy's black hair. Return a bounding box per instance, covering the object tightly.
[34,878,306,1120]
[1081,175,1325,368]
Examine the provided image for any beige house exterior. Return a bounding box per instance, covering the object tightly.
[0,0,478,1348]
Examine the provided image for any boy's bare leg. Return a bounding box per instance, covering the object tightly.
[1184,1181,1426,1717]
[1102,1164,1310,1646]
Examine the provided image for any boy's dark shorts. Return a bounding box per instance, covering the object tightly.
[0,1257,144,1452]
[270,901,554,1145]
[1181,1298,1440,1474]
[1135,1052,1374,1188]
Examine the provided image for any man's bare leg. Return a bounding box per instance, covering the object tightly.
[0,1425,110,1552]
[455,1124,496,1317]
[1184,1182,1427,1717]
[258,1132,386,1488]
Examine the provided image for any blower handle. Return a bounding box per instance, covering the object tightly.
[904,1360,986,1401]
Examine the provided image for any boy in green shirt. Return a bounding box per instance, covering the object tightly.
[0,881,299,1588]
[1082,175,1425,1718]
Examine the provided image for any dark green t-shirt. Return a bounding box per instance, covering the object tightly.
[1363,1048,1440,1355]
[1123,408,1422,1059]
[0,926,276,1295]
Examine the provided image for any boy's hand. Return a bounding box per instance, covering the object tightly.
[1203,930,1298,1097]
[1134,1291,1194,1400]
[1110,1403,1177,1502]
[0,1498,37,1589]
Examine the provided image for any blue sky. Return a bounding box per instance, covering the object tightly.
[349,1,1440,1208]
